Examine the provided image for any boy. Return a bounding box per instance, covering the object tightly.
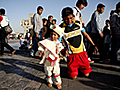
[35,25,67,89]
[103,20,111,57]
[73,0,94,63]
[60,7,95,79]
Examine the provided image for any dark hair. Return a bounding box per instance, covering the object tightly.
[0,8,5,15]
[52,19,57,23]
[110,10,115,16]
[76,0,88,7]
[37,6,43,12]
[116,2,120,10]
[62,7,73,18]
[42,18,47,23]
[106,19,110,23]
[97,3,105,9]
[48,15,53,19]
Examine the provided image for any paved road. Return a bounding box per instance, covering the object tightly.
[0,39,120,90]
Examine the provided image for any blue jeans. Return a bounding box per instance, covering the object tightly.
[111,34,120,62]
[30,33,43,56]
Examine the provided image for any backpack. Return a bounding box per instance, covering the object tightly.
[86,21,91,34]
[86,11,96,34]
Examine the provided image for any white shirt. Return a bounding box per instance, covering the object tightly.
[0,15,9,27]
[73,7,82,28]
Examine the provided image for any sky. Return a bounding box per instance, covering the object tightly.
[0,0,120,33]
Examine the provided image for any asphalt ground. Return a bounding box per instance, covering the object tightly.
[0,39,120,90]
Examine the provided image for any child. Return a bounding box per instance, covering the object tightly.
[103,20,111,57]
[35,25,67,89]
[60,7,95,79]
[19,37,28,49]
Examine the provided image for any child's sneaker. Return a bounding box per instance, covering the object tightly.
[48,83,52,87]
[57,84,62,89]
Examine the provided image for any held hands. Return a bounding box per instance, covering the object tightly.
[39,51,44,57]
[65,49,69,56]
[61,48,69,56]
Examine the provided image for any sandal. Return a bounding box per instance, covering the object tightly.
[48,83,52,87]
[57,84,62,89]
[85,73,89,77]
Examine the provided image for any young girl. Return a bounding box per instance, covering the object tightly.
[35,25,67,89]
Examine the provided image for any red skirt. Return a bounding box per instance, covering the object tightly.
[67,51,92,77]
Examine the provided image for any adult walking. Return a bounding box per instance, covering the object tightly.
[0,8,15,56]
[87,4,107,62]
[110,2,120,64]
[30,6,43,57]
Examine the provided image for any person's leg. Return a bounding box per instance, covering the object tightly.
[67,54,79,78]
[78,51,92,76]
[53,63,62,89]
[111,35,120,63]
[0,30,5,55]
[87,34,98,57]
[4,42,14,52]
[1,40,4,55]
[30,36,39,56]
[97,37,105,60]
[44,65,53,86]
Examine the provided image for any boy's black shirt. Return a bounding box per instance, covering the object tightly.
[60,23,82,48]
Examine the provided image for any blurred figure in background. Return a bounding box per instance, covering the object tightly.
[110,2,120,64]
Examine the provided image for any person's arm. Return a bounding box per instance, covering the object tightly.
[82,30,95,46]
[95,12,103,37]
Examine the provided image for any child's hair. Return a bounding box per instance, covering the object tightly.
[76,0,88,7]
[42,18,47,23]
[52,19,57,24]
[48,15,53,19]
[62,7,73,18]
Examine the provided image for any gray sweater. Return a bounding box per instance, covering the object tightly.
[33,13,43,34]
[90,11,102,34]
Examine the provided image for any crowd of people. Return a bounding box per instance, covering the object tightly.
[0,0,120,89]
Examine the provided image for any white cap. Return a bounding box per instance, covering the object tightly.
[50,25,64,37]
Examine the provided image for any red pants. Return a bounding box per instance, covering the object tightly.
[67,51,92,77]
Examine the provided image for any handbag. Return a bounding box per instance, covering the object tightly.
[2,24,13,35]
